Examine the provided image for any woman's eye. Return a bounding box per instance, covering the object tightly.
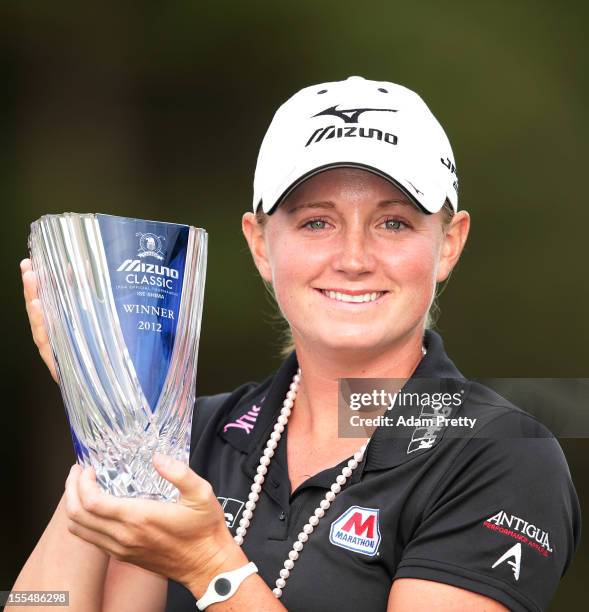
[304,218,328,230]
[383,218,406,231]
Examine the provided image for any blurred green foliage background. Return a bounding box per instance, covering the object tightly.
[1,2,586,609]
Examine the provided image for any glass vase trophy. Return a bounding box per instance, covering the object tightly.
[28,213,207,502]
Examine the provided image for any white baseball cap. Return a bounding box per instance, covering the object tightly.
[253,76,459,215]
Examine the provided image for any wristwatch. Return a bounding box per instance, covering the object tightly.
[196,561,258,610]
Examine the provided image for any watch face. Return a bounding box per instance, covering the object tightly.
[214,577,231,597]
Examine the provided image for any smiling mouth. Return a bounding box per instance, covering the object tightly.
[318,289,388,303]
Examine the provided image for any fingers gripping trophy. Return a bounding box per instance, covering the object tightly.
[27,214,207,501]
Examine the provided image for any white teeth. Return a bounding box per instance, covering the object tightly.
[322,290,383,303]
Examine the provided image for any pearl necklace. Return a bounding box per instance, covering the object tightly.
[233,345,427,599]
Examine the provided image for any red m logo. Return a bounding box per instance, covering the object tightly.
[330,506,381,556]
[341,511,376,539]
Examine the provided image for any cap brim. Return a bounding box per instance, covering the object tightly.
[261,140,448,215]
[265,161,432,215]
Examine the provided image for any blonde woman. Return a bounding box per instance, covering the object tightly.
[13,76,579,611]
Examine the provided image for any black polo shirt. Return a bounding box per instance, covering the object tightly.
[165,330,580,612]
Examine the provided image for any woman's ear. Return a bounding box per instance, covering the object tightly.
[242,212,273,283]
[436,210,470,282]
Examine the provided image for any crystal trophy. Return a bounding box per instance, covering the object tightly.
[28,213,207,501]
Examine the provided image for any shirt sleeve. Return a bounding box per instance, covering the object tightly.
[394,412,581,612]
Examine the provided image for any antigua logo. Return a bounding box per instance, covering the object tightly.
[483,510,553,557]
[492,543,522,581]
[329,505,381,556]
[136,232,166,261]
[313,105,398,124]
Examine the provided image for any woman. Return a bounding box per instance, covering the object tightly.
[13,76,579,611]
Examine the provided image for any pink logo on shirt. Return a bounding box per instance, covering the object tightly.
[223,400,264,434]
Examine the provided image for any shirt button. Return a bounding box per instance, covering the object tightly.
[279,511,286,521]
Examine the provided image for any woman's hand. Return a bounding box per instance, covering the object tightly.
[20,258,58,383]
[64,455,242,594]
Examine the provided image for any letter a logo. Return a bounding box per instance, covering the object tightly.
[329,506,381,556]
[492,543,522,581]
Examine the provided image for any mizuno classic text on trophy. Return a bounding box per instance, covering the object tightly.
[29,213,207,502]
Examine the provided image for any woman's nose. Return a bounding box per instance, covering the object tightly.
[333,227,375,276]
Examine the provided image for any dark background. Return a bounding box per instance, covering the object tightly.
[1,2,587,609]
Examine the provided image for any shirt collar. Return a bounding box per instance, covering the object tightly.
[218,350,299,454]
[218,329,466,471]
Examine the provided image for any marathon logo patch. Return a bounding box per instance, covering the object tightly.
[329,505,381,556]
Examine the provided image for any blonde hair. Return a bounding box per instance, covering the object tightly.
[254,199,456,358]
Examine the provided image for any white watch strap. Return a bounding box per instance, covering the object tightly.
[196,561,258,610]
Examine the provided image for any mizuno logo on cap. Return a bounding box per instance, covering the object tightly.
[313,105,397,123]
[305,126,398,147]
[306,104,399,148]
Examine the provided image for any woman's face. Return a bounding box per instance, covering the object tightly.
[244,167,469,354]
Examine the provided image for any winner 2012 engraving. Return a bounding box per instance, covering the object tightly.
[124,303,174,332]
